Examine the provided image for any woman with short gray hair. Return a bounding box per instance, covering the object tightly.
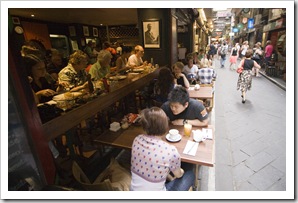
[89,50,112,80]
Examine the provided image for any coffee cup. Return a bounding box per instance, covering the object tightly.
[194,84,200,90]
[169,129,179,140]
[193,130,206,142]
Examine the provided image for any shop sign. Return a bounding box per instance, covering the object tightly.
[247,18,254,29]
[275,18,284,29]
[216,11,231,17]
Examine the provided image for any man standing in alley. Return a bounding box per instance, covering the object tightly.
[264,40,274,66]
[219,41,228,68]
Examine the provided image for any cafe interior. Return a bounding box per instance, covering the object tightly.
[7,6,230,194]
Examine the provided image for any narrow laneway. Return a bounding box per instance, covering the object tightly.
[213,56,286,191]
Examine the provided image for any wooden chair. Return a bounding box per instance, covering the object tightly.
[198,82,214,112]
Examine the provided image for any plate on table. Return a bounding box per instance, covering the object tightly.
[166,134,182,143]
[109,75,127,80]
[133,68,144,72]
[53,92,82,101]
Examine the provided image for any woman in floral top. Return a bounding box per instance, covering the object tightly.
[130,107,195,191]
[58,50,89,92]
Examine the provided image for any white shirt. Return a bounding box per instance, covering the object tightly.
[127,54,143,67]
[183,64,199,75]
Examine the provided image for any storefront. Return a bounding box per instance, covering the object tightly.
[262,9,286,81]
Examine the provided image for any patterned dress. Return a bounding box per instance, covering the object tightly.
[237,59,254,92]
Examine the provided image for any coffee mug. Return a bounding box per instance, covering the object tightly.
[193,130,206,142]
[169,129,179,140]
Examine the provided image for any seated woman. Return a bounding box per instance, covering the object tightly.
[130,107,195,191]
[46,49,65,82]
[153,67,176,104]
[115,46,132,73]
[172,62,190,88]
[58,50,90,92]
[200,54,212,69]
[89,50,113,81]
[22,47,57,103]
[183,53,199,85]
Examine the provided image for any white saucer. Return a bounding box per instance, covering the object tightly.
[166,134,182,142]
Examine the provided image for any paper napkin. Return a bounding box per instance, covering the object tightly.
[183,140,199,156]
[202,128,213,139]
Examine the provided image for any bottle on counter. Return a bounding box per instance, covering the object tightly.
[87,74,94,93]
[102,77,110,92]
[150,58,154,67]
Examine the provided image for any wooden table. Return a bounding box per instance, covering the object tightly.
[188,86,213,99]
[93,124,215,189]
[42,68,160,141]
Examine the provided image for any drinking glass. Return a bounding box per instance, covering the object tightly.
[184,123,192,137]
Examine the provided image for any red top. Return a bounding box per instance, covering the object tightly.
[265,44,274,57]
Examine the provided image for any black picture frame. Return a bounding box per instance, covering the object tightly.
[83,26,89,36]
[142,20,160,48]
[12,17,20,25]
[93,27,98,37]
[68,26,76,37]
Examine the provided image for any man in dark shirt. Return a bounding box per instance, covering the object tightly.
[161,86,209,126]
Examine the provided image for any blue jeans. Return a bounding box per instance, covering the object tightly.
[165,163,195,191]
[220,55,226,67]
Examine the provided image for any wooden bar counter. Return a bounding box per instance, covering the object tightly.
[42,68,160,141]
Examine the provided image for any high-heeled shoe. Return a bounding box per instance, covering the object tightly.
[242,98,246,103]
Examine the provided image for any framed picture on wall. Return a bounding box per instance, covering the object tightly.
[142,20,160,48]
[93,27,98,37]
[69,26,76,37]
[83,26,89,36]
[12,17,20,25]
[70,40,79,51]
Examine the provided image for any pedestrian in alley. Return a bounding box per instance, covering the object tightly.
[219,41,228,68]
[237,49,261,103]
[239,41,249,60]
[229,43,239,70]
[264,40,274,66]
[252,42,263,77]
